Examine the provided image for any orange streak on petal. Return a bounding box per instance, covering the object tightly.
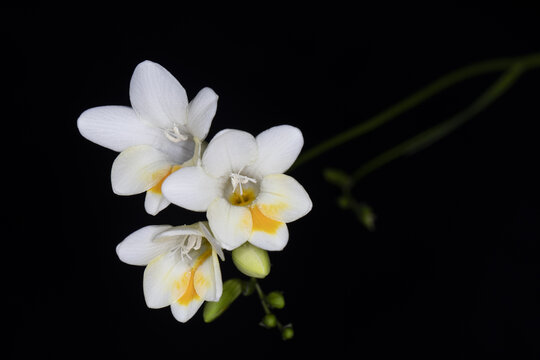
[176,270,199,306]
[250,205,283,235]
[148,164,182,195]
[176,248,212,306]
[257,202,288,223]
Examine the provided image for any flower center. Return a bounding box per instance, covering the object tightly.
[227,170,259,206]
[229,188,257,206]
[174,234,202,261]
[164,124,188,143]
[229,172,257,196]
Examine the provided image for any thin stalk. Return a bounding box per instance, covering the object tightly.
[253,278,271,315]
[292,53,540,170]
[252,278,284,332]
[350,62,525,183]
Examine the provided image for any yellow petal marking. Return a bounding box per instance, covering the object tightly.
[257,203,288,223]
[176,248,212,306]
[174,270,192,297]
[148,164,182,195]
[250,205,283,235]
[194,270,210,290]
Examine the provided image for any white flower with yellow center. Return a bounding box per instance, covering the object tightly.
[162,126,313,251]
[116,222,224,323]
[77,60,218,215]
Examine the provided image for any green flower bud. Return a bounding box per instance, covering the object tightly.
[266,291,285,309]
[231,242,271,278]
[261,314,277,328]
[203,278,242,323]
[281,325,294,340]
[356,203,376,231]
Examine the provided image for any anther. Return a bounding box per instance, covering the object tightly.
[230,172,257,196]
[177,234,203,261]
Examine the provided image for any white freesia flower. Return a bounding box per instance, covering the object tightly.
[77,60,218,215]
[116,222,224,323]
[162,125,313,251]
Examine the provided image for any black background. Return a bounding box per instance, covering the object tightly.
[6,5,540,359]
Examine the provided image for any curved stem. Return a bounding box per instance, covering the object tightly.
[291,53,540,170]
[252,278,271,315]
[252,278,284,332]
[350,62,526,183]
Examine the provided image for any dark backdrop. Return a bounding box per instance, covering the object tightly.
[6,5,540,359]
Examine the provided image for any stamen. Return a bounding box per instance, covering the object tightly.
[164,125,188,143]
[193,236,202,250]
[176,234,203,261]
[185,235,197,250]
[230,172,257,196]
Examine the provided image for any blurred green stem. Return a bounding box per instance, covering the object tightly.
[292,53,540,170]
[351,62,526,183]
[252,278,285,332]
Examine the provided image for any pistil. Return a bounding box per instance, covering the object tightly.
[164,125,188,143]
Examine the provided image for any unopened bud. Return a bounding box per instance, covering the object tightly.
[357,203,376,231]
[281,325,294,340]
[203,278,242,323]
[232,242,271,278]
[261,314,277,328]
[266,291,285,309]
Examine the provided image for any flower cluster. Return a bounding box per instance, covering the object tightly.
[78,61,312,322]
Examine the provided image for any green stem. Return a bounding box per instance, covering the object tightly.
[252,278,271,315]
[350,62,525,183]
[291,53,540,170]
[252,278,284,332]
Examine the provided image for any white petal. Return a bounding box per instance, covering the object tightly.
[116,225,174,266]
[248,206,289,251]
[247,125,304,177]
[77,105,194,162]
[170,297,204,323]
[187,87,218,140]
[255,174,313,223]
[211,251,223,299]
[194,251,222,301]
[144,190,171,216]
[249,225,289,251]
[207,198,252,251]
[111,145,174,196]
[77,106,156,152]
[202,129,258,177]
[161,166,223,212]
[197,222,225,261]
[129,61,188,129]
[159,226,203,238]
[143,252,191,309]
